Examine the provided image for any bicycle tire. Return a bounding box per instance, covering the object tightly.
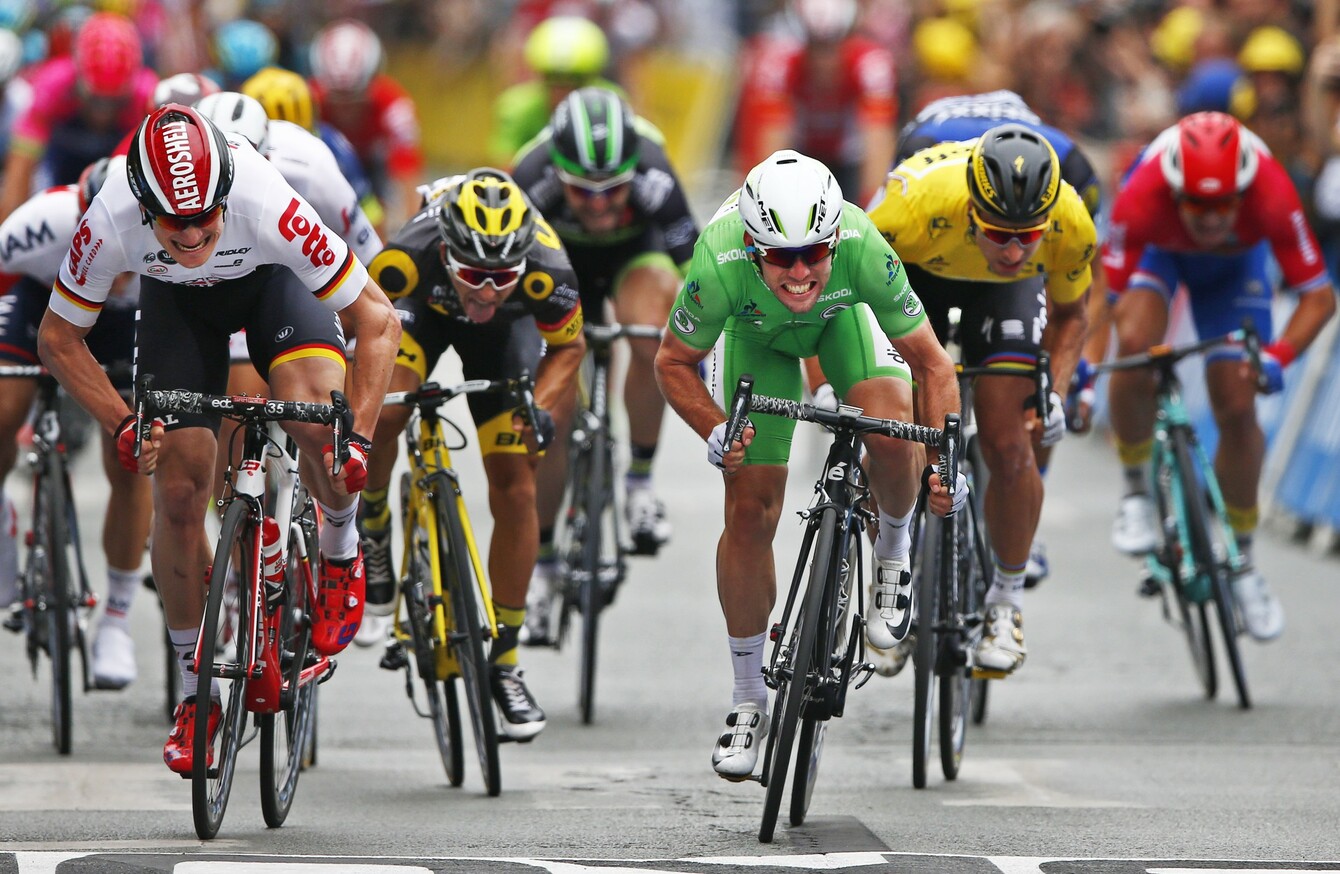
[759,508,832,843]
[37,458,74,755]
[1174,436,1250,709]
[963,437,991,727]
[1153,448,1216,700]
[912,511,941,789]
[940,505,977,781]
[405,528,464,787]
[437,490,501,797]
[790,524,856,826]
[577,428,609,726]
[260,494,320,827]
[193,500,253,840]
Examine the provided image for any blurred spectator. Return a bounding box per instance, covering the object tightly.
[734,0,896,205]
[0,26,26,164]
[308,18,423,231]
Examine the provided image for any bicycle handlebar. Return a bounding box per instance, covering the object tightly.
[583,323,663,346]
[382,373,550,452]
[1091,324,1259,377]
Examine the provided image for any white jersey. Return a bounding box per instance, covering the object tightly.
[50,133,368,329]
[0,155,139,308]
[263,120,382,266]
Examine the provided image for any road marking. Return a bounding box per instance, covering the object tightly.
[688,851,889,867]
[178,866,430,873]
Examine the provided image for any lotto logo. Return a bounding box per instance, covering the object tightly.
[278,198,337,268]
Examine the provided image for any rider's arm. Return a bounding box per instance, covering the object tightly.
[534,331,586,415]
[890,319,959,465]
[0,148,38,222]
[335,276,401,437]
[654,331,721,440]
[1274,281,1338,359]
[1042,291,1089,400]
[36,311,126,432]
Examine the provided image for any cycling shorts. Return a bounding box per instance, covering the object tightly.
[393,295,543,457]
[1,277,135,390]
[708,302,912,466]
[1128,242,1274,362]
[137,266,346,432]
[566,228,678,323]
[906,264,1047,370]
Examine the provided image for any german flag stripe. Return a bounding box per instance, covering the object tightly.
[53,279,103,314]
[270,343,347,371]
[313,251,356,301]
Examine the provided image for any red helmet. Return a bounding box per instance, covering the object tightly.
[74,12,142,98]
[1158,111,1260,197]
[309,19,382,93]
[127,104,234,218]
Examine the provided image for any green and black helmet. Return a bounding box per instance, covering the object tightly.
[549,86,639,185]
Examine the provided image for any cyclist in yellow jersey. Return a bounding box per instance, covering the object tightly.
[866,124,1095,676]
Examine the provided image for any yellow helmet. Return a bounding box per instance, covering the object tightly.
[241,66,316,132]
[1239,26,1304,76]
[1151,6,1203,73]
[523,16,608,79]
[436,169,537,270]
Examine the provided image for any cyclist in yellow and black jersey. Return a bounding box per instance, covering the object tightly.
[865,125,1096,679]
[357,168,585,741]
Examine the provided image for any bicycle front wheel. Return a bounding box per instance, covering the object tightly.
[36,459,75,755]
[911,509,942,789]
[260,494,321,827]
[193,500,254,840]
[438,491,501,797]
[577,433,610,726]
[1153,445,1216,699]
[759,508,832,843]
[404,517,464,787]
[940,504,979,781]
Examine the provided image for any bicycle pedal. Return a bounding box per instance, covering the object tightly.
[970,666,1010,680]
[1137,576,1162,598]
[317,660,338,684]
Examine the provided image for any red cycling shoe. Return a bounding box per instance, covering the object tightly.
[313,548,365,656]
[164,695,222,775]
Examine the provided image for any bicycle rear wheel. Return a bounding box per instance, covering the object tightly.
[790,524,856,826]
[911,510,941,789]
[577,434,611,726]
[438,491,501,796]
[193,500,254,840]
[260,493,320,827]
[1175,437,1250,709]
[940,505,979,781]
[759,509,832,843]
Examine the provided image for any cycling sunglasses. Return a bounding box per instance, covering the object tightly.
[750,234,837,269]
[446,251,525,290]
[970,207,1049,247]
[1177,194,1241,216]
[148,201,227,232]
[557,167,635,198]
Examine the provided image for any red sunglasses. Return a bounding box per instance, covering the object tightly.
[149,201,226,232]
[446,251,525,290]
[1177,194,1241,216]
[971,207,1049,247]
[750,235,837,269]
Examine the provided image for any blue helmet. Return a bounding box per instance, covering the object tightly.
[212,19,278,82]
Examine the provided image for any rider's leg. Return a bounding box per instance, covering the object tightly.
[0,375,37,608]
[92,429,153,687]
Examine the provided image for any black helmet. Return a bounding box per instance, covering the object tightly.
[78,156,112,212]
[435,168,537,269]
[966,123,1061,224]
[549,86,639,184]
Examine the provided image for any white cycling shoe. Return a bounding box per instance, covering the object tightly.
[1230,568,1285,641]
[711,702,768,781]
[865,559,913,650]
[1112,494,1159,555]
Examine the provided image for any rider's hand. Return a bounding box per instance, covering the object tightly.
[1257,342,1291,395]
[324,432,371,495]
[115,414,164,475]
[511,407,556,452]
[1065,358,1095,434]
[926,465,968,517]
[708,418,754,475]
[812,382,838,412]
[1039,391,1066,447]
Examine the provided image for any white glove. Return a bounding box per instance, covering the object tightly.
[708,419,743,470]
[812,382,838,412]
[947,470,968,515]
[1040,391,1066,448]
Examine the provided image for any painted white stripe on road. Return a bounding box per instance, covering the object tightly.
[178,866,430,873]
[1147,869,1334,873]
[686,851,889,867]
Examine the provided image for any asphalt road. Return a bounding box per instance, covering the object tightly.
[2,360,1339,870]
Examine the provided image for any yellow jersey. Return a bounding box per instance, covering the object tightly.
[867,140,1096,304]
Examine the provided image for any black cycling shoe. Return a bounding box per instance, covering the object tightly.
[489,665,546,742]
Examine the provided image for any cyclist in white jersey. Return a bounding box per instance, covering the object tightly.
[37,104,400,775]
[0,157,150,689]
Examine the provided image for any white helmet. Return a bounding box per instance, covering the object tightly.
[0,27,22,84]
[151,72,220,110]
[194,91,270,154]
[738,150,843,248]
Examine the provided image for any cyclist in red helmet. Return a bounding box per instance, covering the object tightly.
[1102,111,1336,642]
[0,12,156,220]
[37,104,401,774]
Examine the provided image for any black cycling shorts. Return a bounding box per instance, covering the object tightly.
[0,277,136,390]
[905,263,1047,368]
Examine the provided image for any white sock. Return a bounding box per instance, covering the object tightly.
[103,566,142,628]
[729,632,768,711]
[169,626,200,700]
[874,507,913,566]
[986,558,1027,611]
[316,498,360,560]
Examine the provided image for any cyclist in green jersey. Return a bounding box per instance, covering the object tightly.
[655,150,962,780]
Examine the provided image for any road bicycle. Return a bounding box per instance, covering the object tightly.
[378,374,547,796]
[136,376,346,839]
[907,352,1052,788]
[721,375,957,843]
[534,322,661,725]
[1092,327,1262,709]
[0,365,100,755]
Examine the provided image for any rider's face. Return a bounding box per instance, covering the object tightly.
[561,180,632,234]
[750,234,836,315]
[147,205,225,269]
[1177,196,1240,248]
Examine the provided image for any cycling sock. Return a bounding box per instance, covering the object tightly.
[874,508,913,565]
[360,487,391,534]
[315,499,359,560]
[627,442,657,482]
[103,566,142,628]
[1122,465,1149,496]
[490,604,525,667]
[169,626,200,700]
[986,557,1027,611]
[1225,503,1259,539]
[729,632,769,710]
